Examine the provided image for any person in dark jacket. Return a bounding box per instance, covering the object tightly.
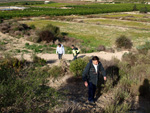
[82,56,106,103]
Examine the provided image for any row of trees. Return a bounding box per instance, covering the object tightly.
[0,4,149,19]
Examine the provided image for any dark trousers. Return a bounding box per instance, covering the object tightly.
[88,82,96,101]
[58,54,62,59]
[73,54,78,60]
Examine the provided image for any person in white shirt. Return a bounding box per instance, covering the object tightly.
[56,43,65,60]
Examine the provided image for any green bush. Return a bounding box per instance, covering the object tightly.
[70,58,88,77]
[30,24,36,29]
[48,66,64,78]
[115,35,133,49]
[0,58,60,112]
[140,6,148,13]
[0,58,26,78]
[133,4,137,11]
[32,55,46,66]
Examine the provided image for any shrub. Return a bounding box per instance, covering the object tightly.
[115,35,133,49]
[133,4,137,11]
[32,55,46,66]
[122,52,137,66]
[30,24,36,29]
[97,45,106,51]
[140,6,148,13]
[48,66,64,78]
[0,58,26,78]
[70,58,88,77]
[38,30,54,43]
[43,24,60,37]
[0,19,3,23]
[104,89,131,113]
[137,41,150,55]
[0,59,60,112]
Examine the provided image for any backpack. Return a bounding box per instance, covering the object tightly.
[75,47,80,54]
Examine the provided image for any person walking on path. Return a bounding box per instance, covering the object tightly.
[56,43,65,60]
[82,56,106,103]
[71,45,80,60]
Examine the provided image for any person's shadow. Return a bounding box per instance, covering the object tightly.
[139,79,150,112]
[95,65,120,101]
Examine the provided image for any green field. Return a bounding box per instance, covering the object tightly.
[23,15,150,48]
[0,2,150,19]
[1,1,150,48]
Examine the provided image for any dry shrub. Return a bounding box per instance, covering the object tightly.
[104,88,131,113]
[97,45,106,51]
[48,65,64,78]
[105,47,115,53]
[60,36,82,47]
[53,101,89,113]
[37,24,60,43]
[122,52,137,66]
[0,20,32,38]
[38,30,54,43]
[43,24,60,37]
[115,35,133,49]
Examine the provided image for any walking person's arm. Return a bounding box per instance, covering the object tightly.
[82,62,91,87]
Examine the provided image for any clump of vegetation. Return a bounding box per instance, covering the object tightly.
[115,35,133,49]
[104,89,131,113]
[0,57,26,74]
[30,24,36,29]
[140,6,148,13]
[49,66,65,78]
[97,45,106,51]
[133,4,137,11]
[0,20,33,38]
[38,30,54,43]
[32,54,46,66]
[70,58,88,77]
[25,43,55,53]
[37,24,60,43]
[119,52,150,97]
[137,41,150,54]
[0,57,60,112]
[43,24,60,38]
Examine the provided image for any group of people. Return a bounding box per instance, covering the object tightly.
[56,43,79,60]
[56,43,106,104]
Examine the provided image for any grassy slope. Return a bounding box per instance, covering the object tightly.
[24,18,150,48]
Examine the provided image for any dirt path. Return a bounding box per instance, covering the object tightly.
[14,51,128,66]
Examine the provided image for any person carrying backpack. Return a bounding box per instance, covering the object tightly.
[82,56,106,103]
[56,43,65,60]
[71,45,80,60]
